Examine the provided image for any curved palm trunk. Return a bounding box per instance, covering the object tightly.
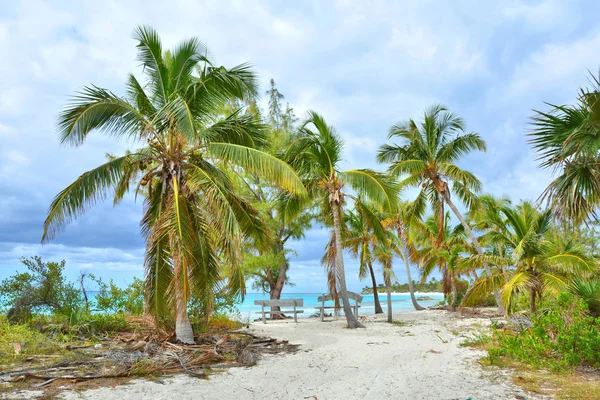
[450,278,458,310]
[173,257,195,344]
[331,200,364,328]
[367,260,384,314]
[397,226,425,311]
[443,195,505,314]
[530,290,536,315]
[385,270,393,323]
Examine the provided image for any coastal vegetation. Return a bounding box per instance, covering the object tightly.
[2,26,599,398]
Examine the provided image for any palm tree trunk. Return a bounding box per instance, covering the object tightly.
[451,278,458,310]
[331,199,364,328]
[368,260,384,314]
[397,226,425,311]
[386,272,392,323]
[529,290,536,315]
[443,195,505,314]
[173,256,195,344]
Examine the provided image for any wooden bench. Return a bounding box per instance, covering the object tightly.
[315,292,363,322]
[254,299,304,324]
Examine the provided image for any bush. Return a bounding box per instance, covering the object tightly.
[0,257,83,322]
[94,277,144,315]
[0,316,63,361]
[487,293,600,370]
[188,289,241,330]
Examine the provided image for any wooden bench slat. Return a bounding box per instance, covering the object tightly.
[254,310,305,314]
[314,306,361,309]
[253,299,304,307]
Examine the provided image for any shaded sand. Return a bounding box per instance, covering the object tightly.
[14,310,540,400]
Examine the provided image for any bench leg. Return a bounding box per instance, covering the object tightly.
[320,306,324,322]
[262,305,266,324]
[294,305,298,323]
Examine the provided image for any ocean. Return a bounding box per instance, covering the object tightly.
[237,292,444,320]
[83,291,445,319]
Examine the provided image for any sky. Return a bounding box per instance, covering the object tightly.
[1,0,600,294]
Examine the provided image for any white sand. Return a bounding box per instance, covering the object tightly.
[13,310,539,400]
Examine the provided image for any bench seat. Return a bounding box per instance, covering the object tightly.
[254,299,304,323]
[316,292,363,322]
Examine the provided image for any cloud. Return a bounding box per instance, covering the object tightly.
[1,0,599,293]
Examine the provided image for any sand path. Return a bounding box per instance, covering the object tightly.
[54,310,535,400]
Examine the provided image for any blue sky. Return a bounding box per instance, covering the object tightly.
[1,0,600,293]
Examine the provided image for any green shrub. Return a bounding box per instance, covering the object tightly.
[0,256,83,322]
[94,277,144,315]
[487,294,600,370]
[0,316,63,361]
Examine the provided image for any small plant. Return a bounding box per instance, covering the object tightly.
[484,294,600,371]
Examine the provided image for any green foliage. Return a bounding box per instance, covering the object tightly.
[364,279,444,294]
[187,289,242,331]
[528,69,600,223]
[0,256,83,322]
[0,316,64,362]
[486,295,600,370]
[94,277,145,315]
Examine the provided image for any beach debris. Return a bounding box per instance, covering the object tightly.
[1,321,299,394]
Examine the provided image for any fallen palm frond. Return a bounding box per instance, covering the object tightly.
[1,329,299,393]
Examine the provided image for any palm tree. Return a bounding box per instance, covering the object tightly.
[528,70,600,223]
[468,194,514,281]
[284,111,398,328]
[381,200,425,311]
[462,202,595,314]
[413,213,472,309]
[344,207,384,314]
[42,26,305,343]
[377,104,505,312]
[373,233,401,322]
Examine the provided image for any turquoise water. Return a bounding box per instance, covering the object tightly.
[80,291,444,319]
[237,292,444,320]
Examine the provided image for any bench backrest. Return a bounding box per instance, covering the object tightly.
[317,292,363,303]
[253,299,304,307]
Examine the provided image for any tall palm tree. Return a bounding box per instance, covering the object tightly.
[528,70,600,223]
[344,207,384,314]
[377,104,505,312]
[42,26,305,343]
[468,194,514,281]
[373,233,401,323]
[381,200,425,311]
[462,202,595,314]
[413,213,472,309]
[284,111,398,328]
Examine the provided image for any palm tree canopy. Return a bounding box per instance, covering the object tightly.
[377,104,486,216]
[462,201,596,312]
[42,26,306,324]
[528,70,600,223]
[283,110,399,221]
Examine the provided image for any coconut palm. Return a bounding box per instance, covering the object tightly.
[468,194,514,281]
[344,207,384,314]
[413,213,472,309]
[377,104,505,312]
[381,200,425,311]
[528,70,600,223]
[462,202,595,314]
[284,111,398,328]
[372,233,401,323]
[41,26,305,343]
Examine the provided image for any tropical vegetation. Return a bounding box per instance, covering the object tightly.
[0,28,596,365]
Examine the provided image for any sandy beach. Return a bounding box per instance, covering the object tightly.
[43,310,538,400]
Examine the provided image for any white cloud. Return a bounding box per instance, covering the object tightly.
[2,0,599,291]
